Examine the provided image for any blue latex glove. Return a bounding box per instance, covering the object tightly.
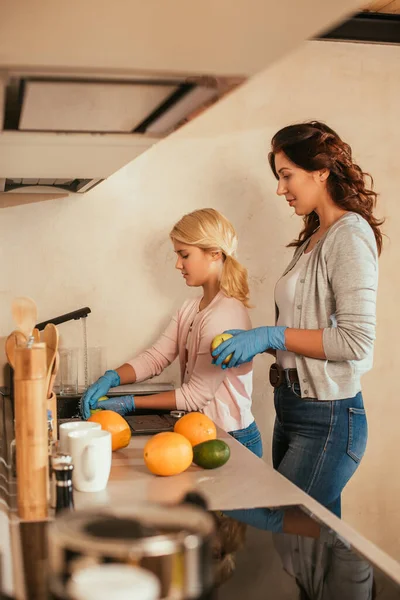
[212,326,287,369]
[81,370,121,419]
[92,395,135,417]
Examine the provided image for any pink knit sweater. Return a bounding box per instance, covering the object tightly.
[128,291,255,432]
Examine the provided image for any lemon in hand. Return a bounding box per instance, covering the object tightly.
[90,395,109,416]
[210,333,233,365]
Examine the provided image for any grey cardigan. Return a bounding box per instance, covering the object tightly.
[276,212,379,400]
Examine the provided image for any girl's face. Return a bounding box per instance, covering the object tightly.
[173,240,222,287]
[274,151,329,216]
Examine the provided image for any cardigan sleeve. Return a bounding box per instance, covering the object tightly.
[322,220,378,361]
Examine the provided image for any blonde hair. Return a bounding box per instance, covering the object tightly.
[170,208,250,308]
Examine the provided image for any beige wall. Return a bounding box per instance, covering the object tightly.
[1,40,399,557]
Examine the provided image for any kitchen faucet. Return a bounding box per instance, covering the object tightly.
[35,307,91,330]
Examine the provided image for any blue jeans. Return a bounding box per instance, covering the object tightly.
[224,384,368,532]
[229,420,263,458]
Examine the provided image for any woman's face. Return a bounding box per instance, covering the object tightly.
[274,151,328,216]
[173,240,222,287]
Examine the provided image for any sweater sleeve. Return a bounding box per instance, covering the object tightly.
[322,221,378,361]
[127,312,179,382]
[175,302,251,412]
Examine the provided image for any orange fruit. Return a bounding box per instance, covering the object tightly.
[174,412,217,447]
[88,410,131,451]
[144,432,193,476]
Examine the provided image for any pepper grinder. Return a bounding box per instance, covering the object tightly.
[52,455,74,514]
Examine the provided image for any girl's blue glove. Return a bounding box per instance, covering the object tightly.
[81,369,120,419]
[92,395,135,417]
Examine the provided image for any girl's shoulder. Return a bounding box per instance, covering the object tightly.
[202,293,251,329]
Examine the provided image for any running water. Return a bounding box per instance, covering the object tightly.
[82,317,88,389]
[78,317,89,415]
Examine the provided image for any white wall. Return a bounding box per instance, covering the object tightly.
[1,40,399,557]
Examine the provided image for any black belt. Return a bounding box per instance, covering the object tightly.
[269,363,299,388]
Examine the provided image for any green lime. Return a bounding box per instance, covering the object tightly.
[192,439,230,469]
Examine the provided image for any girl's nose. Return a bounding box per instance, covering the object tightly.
[175,256,183,270]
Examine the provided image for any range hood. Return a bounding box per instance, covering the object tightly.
[0,68,242,195]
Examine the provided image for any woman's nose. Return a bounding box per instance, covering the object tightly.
[277,179,287,196]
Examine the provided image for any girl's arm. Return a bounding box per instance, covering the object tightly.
[121,311,180,383]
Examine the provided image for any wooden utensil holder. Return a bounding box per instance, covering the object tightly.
[47,390,57,443]
[14,343,48,521]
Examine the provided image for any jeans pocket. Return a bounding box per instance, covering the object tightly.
[347,408,368,463]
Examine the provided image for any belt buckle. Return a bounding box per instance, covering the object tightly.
[269,363,284,388]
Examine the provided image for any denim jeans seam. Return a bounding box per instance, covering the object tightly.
[305,401,335,495]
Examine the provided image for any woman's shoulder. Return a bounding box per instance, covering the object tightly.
[330,211,374,237]
[325,212,377,251]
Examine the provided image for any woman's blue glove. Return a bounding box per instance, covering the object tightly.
[81,370,121,419]
[212,326,287,369]
[92,395,135,417]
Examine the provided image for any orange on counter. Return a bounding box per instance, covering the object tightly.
[174,412,216,447]
[144,432,193,476]
[88,410,131,451]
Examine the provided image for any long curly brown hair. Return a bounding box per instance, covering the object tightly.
[268,121,384,255]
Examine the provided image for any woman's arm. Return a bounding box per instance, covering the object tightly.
[322,224,378,361]
[284,328,326,359]
[281,223,377,362]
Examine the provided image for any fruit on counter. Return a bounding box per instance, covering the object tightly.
[174,412,217,447]
[210,333,233,365]
[192,439,231,469]
[88,410,131,451]
[90,395,109,415]
[144,432,193,476]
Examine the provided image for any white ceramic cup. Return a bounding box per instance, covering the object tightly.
[67,564,160,600]
[59,421,101,453]
[68,429,112,492]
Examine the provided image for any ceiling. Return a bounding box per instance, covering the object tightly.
[364,0,400,13]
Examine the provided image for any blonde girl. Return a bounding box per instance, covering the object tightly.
[81,208,262,457]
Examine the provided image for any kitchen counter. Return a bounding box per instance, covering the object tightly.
[74,428,305,512]
[74,429,400,588]
[3,422,400,598]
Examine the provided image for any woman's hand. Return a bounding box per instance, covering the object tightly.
[211,327,287,369]
[81,370,120,419]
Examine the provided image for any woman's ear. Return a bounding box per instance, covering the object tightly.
[319,168,330,182]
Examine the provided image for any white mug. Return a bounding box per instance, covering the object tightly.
[59,421,101,453]
[68,429,112,493]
